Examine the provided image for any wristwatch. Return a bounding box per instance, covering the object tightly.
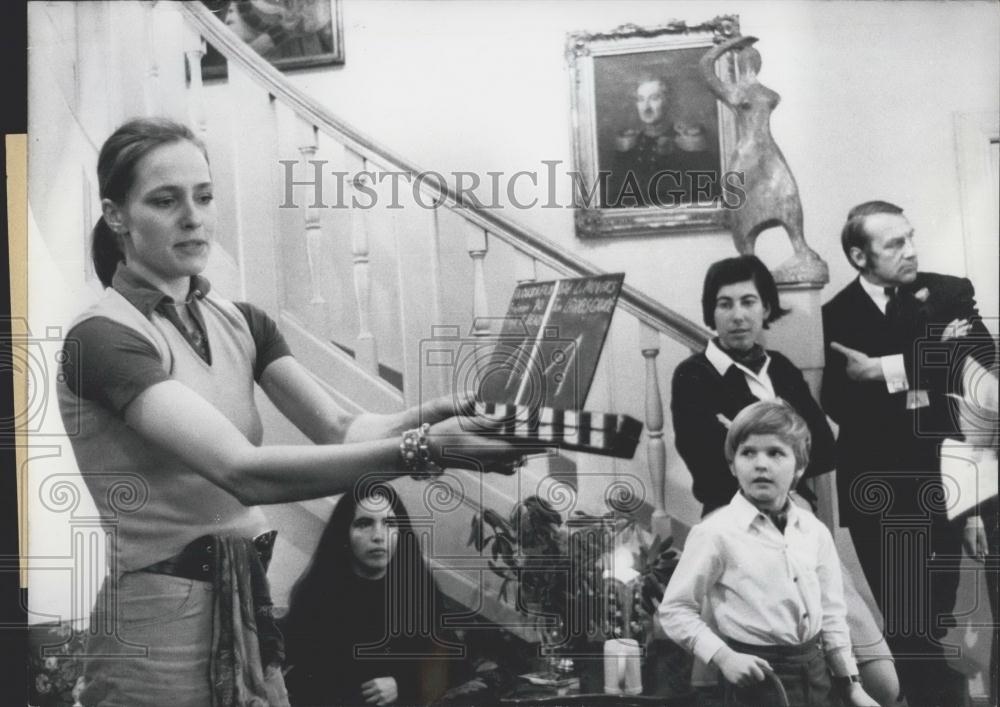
[832,674,862,689]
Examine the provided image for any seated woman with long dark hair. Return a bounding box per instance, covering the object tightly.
[283,485,461,706]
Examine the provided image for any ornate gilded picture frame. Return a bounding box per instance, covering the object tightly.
[566,16,741,238]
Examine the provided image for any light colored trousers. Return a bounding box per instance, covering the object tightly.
[80,571,214,707]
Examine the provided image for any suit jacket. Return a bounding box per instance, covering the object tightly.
[672,348,835,515]
[821,272,994,526]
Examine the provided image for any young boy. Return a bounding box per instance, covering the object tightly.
[659,399,878,707]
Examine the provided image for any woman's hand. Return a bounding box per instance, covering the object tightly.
[361,676,398,705]
[342,391,479,444]
[424,391,477,423]
[426,414,523,475]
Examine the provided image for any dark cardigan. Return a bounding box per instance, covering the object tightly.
[671,348,836,515]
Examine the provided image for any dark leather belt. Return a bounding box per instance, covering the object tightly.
[724,633,821,659]
[141,530,277,582]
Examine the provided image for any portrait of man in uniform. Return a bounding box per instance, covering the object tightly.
[595,48,722,209]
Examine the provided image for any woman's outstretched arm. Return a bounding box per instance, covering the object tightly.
[123,378,517,506]
[258,355,467,445]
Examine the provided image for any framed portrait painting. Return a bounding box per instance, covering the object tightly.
[567,16,741,238]
[199,0,344,79]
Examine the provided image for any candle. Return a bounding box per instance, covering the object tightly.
[603,638,642,695]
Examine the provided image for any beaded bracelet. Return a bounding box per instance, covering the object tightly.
[399,423,440,479]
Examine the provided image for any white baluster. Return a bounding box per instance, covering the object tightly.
[515,256,538,284]
[466,226,491,389]
[467,226,491,336]
[350,167,378,376]
[183,36,207,138]
[142,2,159,114]
[641,323,670,540]
[297,121,325,305]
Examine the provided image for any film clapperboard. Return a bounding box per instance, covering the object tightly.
[476,273,643,459]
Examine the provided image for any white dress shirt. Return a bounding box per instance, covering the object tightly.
[705,338,776,402]
[658,492,858,677]
[857,275,910,394]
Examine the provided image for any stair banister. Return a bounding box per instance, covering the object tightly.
[178,0,711,353]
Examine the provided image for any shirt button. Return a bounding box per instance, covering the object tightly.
[793,577,798,582]
[201,563,211,573]
[205,545,213,554]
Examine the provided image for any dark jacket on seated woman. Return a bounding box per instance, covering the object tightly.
[285,571,432,705]
[282,488,464,706]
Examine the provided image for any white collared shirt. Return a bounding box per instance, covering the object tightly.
[857,276,910,394]
[705,338,776,401]
[858,275,893,316]
[658,492,857,677]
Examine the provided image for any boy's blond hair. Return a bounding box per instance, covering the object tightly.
[724,399,811,470]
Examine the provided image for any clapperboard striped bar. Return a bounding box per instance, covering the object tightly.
[474,402,644,459]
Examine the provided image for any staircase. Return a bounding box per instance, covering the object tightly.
[27,0,711,635]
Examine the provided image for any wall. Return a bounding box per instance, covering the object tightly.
[279,0,998,323]
[272,0,1000,525]
[24,0,998,645]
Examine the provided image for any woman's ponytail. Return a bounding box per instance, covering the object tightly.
[91,217,123,288]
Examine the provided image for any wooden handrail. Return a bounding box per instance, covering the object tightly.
[179,1,710,351]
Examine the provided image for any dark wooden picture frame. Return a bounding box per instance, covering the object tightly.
[200,0,344,79]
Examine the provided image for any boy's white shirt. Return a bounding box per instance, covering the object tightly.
[658,492,858,677]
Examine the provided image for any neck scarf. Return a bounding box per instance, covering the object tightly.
[717,339,768,375]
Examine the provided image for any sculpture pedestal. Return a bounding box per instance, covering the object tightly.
[773,248,829,287]
[766,280,837,529]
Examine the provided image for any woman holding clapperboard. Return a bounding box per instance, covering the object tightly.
[669,255,905,706]
[57,117,521,707]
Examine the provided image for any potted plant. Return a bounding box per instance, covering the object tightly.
[470,495,567,613]
[470,496,693,697]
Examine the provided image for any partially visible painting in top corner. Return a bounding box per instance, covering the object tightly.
[200,0,344,79]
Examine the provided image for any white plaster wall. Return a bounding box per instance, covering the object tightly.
[25,1,999,647]
[275,0,998,324]
[263,0,999,530]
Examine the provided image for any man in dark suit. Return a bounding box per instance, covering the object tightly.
[822,200,996,707]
